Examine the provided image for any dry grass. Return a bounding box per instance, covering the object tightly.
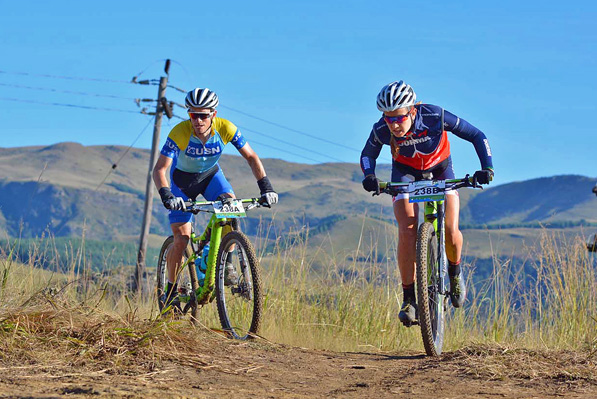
[442,343,597,388]
[256,225,597,354]
[0,295,261,375]
[1,224,596,358]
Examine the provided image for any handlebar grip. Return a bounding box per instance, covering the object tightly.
[257,196,271,208]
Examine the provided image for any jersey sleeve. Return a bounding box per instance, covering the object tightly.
[160,136,180,159]
[160,122,191,158]
[360,125,385,176]
[229,129,247,150]
[214,118,246,150]
[443,110,493,170]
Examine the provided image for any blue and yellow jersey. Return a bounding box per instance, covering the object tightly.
[160,117,246,173]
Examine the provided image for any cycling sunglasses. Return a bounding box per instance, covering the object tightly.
[383,109,414,124]
[188,111,213,120]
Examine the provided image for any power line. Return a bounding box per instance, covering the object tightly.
[168,111,346,163]
[167,84,185,93]
[248,138,323,163]
[94,117,154,191]
[2,69,382,163]
[132,59,170,81]
[164,113,186,121]
[237,124,346,163]
[0,82,139,101]
[219,104,364,154]
[0,97,144,114]
[164,84,365,152]
[0,69,134,85]
[156,81,388,162]
[170,95,385,163]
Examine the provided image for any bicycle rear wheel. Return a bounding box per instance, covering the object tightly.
[215,230,262,339]
[416,222,446,356]
[156,235,199,320]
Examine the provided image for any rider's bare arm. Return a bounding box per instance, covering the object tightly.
[237,143,267,180]
[153,154,173,190]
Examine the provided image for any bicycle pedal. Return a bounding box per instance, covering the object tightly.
[401,319,419,328]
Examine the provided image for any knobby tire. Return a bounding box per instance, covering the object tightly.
[215,230,263,340]
[156,235,199,321]
[416,222,445,356]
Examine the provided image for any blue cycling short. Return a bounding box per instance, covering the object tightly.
[168,167,234,225]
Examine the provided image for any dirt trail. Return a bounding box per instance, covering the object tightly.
[1,335,595,399]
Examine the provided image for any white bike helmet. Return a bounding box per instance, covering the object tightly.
[185,88,219,109]
[376,80,416,112]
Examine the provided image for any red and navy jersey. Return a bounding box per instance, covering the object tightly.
[360,104,493,176]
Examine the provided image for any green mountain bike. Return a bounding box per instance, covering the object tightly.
[380,175,483,356]
[157,197,267,339]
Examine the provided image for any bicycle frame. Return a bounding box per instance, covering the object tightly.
[175,198,260,306]
[381,177,477,294]
[189,213,233,304]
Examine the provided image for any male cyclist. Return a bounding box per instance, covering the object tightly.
[153,87,278,308]
[360,81,494,326]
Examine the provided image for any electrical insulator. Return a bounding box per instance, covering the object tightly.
[160,98,173,119]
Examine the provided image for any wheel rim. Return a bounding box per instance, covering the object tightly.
[157,244,169,310]
[218,238,256,339]
[427,241,439,336]
[427,235,444,351]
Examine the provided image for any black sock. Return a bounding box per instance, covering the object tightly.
[166,281,178,299]
[402,283,415,301]
[448,260,461,277]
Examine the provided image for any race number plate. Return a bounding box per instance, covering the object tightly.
[213,199,246,218]
[408,180,446,203]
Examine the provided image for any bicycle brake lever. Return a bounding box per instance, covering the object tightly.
[260,200,272,208]
[468,174,485,190]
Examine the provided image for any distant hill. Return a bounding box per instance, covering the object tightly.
[464,175,597,225]
[0,143,398,240]
[0,143,595,262]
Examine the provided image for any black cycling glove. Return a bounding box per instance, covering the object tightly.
[158,187,186,210]
[362,174,380,195]
[257,176,278,206]
[473,169,494,185]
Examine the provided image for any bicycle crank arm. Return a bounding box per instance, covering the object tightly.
[401,319,420,327]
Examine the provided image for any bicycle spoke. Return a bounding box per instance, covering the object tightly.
[215,231,262,340]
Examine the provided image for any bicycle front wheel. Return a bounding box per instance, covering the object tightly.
[416,222,446,356]
[215,230,262,339]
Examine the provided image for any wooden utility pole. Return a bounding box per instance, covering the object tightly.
[135,60,170,294]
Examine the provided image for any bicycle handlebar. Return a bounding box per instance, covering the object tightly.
[182,197,267,214]
[379,174,485,196]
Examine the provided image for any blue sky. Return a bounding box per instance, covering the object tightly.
[1,1,595,186]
